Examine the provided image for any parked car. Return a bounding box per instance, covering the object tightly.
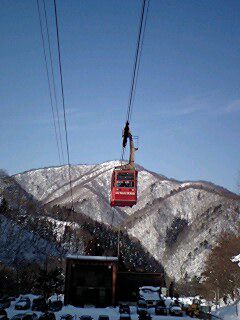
[119,314,131,320]
[169,302,183,317]
[139,287,161,307]
[0,315,8,320]
[0,310,8,320]
[38,313,56,320]
[60,315,73,320]
[24,314,37,320]
[138,313,151,320]
[11,313,37,320]
[32,297,47,312]
[0,297,11,309]
[98,316,109,320]
[0,310,7,317]
[137,300,147,316]
[155,300,167,316]
[15,298,31,310]
[48,301,62,312]
[119,304,130,314]
[79,316,93,320]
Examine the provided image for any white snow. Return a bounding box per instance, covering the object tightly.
[213,300,240,319]
[6,301,193,320]
[9,160,240,281]
[139,287,161,304]
[66,255,118,261]
[232,254,240,267]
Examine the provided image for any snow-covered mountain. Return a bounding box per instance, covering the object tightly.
[2,161,240,280]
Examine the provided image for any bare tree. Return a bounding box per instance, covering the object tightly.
[201,233,240,300]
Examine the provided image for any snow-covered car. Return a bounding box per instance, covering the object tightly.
[48,300,62,312]
[169,304,183,317]
[11,313,37,320]
[32,297,47,312]
[0,310,7,317]
[137,300,147,315]
[8,298,16,302]
[138,313,151,320]
[119,304,130,314]
[155,304,167,316]
[25,314,37,320]
[15,298,31,310]
[139,287,161,307]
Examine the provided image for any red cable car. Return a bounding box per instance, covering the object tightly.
[110,169,138,207]
[110,122,138,207]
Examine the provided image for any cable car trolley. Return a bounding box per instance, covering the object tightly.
[110,122,138,207]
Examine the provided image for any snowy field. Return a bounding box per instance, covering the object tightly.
[213,300,240,320]
[4,295,193,320]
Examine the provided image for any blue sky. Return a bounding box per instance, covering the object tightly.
[1,0,240,192]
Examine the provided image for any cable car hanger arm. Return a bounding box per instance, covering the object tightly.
[120,121,138,170]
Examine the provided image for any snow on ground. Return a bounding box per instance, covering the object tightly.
[213,300,240,320]
[5,295,192,320]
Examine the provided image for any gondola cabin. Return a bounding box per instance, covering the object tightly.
[110,169,138,207]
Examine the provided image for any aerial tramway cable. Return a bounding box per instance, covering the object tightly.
[126,0,149,124]
[36,0,62,165]
[129,0,150,124]
[42,0,65,164]
[53,0,74,211]
[112,0,150,257]
[121,0,150,163]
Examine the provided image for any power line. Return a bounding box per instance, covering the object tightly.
[36,0,62,165]
[43,0,65,164]
[53,0,74,211]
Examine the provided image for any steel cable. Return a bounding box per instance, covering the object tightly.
[53,0,74,211]
[37,0,62,165]
[43,0,65,164]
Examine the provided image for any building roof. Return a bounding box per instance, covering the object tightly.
[66,254,118,262]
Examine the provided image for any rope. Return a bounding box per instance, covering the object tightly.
[36,0,62,165]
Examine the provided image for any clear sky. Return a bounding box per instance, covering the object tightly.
[1,0,240,192]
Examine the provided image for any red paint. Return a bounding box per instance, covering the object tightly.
[110,169,138,207]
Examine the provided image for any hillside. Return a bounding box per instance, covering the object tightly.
[1,161,239,280]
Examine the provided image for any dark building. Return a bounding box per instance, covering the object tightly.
[64,255,118,307]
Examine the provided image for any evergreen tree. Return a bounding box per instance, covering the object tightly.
[0,197,8,213]
[35,266,64,298]
[169,281,175,298]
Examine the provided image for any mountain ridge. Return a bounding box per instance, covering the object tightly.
[2,160,239,281]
